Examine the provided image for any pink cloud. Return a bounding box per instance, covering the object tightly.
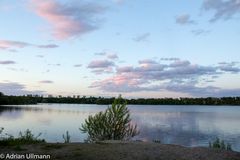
[30,0,106,40]
[87,57,240,96]
[0,40,29,49]
[89,58,237,94]
[0,40,58,50]
[90,74,145,92]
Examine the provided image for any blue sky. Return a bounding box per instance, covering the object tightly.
[0,0,240,98]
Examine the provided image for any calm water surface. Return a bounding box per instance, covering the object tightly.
[0,104,240,151]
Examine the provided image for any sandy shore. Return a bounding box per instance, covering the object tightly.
[1,141,240,160]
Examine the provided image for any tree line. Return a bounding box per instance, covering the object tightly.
[1,92,240,105]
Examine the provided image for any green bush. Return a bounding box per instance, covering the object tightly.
[209,137,232,151]
[0,129,45,146]
[80,96,139,142]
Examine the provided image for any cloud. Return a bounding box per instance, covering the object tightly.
[0,60,16,65]
[39,80,54,84]
[133,33,150,42]
[94,51,119,60]
[7,67,28,72]
[89,58,240,96]
[0,82,45,95]
[48,63,61,66]
[95,52,106,56]
[160,58,180,61]
[192,29,211,36]
[116,66,133,73]
[218,61,240,73]
[88,59,115,74]
[36,55,44,58]
[89,75,153,92]
[37,44,58,48]
[175,14,196,25]
[88,59,115,68]
[202,0,240,22]
[219,65,240,72]
[107,53,118,60]
[169,60,191,67]
[164,83,240,97]
[0,40,58,51]
[8,49,18,53]
[139,59,158,64]
[74,64,82,67]
[0,40,29,49]
[91,59,216,92]
[30,0,106,40]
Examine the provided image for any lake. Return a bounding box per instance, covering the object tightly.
[0,104,240,151]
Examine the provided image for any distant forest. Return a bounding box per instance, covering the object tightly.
[0,92,240,105]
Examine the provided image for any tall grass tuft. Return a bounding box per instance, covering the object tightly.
[63,131,71,143]
[209,137,232,151]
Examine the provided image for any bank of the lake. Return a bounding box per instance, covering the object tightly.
[1,142,240,160]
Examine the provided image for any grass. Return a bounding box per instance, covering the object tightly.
[209,137,232,151]
[0,128,45,146]
[13,145,27,151]
[41,144,64,150]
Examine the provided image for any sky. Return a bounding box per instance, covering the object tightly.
[0,0,240,98]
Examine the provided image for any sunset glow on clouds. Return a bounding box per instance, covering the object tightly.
[0,0,240,97]
[30,0,106,39]
[89,58,240,95]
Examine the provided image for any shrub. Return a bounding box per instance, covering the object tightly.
[63,131,71,143]
[209,137,232,151]
[0,129,45,146]
[80,96,139,142]
[19,129,41,141]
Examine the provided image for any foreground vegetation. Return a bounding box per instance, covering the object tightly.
[1,92,240,105]
[209,137,232,151]
[80,96,139,142]
[0,128,45,146]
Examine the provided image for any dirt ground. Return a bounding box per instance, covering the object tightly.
[1,141,240,160]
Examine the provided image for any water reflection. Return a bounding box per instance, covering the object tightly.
[0,104,240,151]
[0,106,24,120]
[134,112,212,145]
[130,107,240,151]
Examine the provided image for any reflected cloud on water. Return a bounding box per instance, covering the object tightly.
[132,111,240,151]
